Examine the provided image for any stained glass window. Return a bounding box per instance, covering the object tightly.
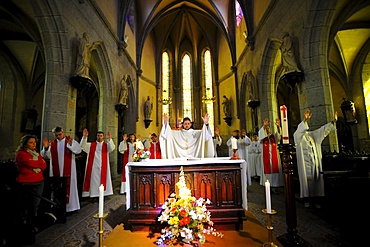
[364,78,370,134]
[162,51,170,115]
[203,49,214,133]
[182,54,192,120]
[236,1,243,27]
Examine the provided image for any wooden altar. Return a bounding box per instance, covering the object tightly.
[125,158,248,231]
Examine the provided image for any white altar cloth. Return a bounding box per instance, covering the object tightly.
[125,157,250,210]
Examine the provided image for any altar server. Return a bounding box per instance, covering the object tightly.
[41,126,82,212]
[213,127,222,157]
[248,133,262,179]
[160,113,214,158]
[80,129,115,197]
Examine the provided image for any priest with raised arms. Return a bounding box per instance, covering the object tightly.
[160,113,214,158]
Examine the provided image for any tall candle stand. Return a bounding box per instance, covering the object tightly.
[94,212,108,247]
[230,149,240,160]
[262,209,278,247]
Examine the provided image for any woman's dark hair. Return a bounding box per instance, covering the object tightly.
[16,134,38,152]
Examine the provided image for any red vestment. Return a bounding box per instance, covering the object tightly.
[83,141,108,192]
[50,137,72,203]
[262,135,279,174]
[149,142,161,159]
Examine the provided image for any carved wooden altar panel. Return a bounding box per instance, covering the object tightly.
[127,162,246,231]
[156,173,173,207]
[193,171,215,205]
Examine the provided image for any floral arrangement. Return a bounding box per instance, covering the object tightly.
[157,166,223,246]
[132,148,150,162]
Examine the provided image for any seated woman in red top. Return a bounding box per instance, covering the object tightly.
[15,134,47,217]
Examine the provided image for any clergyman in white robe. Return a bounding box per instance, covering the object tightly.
[160,114,214,158]
[258,118,284,190]
[118,134,144,194]
[80,129,115,197]
[41,127,82,213]
[293,109,337,205]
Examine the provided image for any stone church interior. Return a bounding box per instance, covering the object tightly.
[1,0,370,246]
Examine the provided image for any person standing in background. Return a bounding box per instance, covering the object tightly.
[15,135,47,218]
[41,127,82,213]
[248,133,262,180]
[147,133,161,159]
[294,109,337,208]
[80,129,115,198]
[119,133,144,194]
[258,118,284,194]
[213,127,222,157]
[239,129,252,161]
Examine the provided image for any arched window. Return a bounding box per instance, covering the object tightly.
[162,51,170,115]
[203,49,214,133]
[235,0,243,27]
[364,78,370,134]
[182,54,192,120]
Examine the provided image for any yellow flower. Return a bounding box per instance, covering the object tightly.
[169,216,179,225]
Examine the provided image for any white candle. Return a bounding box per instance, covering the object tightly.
[99,184,104,217]
[231,138,237,150]
[265,180,271,213]
[280,105,289,144]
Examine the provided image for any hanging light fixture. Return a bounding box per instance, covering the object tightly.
[202,88,216,104]
[158,90,172,105]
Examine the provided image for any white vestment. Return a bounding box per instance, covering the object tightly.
[226,136,252,182]
[80,138,115,197]
[248,140,262,177]
[160,123,214,158]
[293,121,335,198]
[41,138,82,212]
[213,136,222,157]
[118,140,144,193]
[258,127,284,187]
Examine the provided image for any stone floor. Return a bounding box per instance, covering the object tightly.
[23,178,358,247]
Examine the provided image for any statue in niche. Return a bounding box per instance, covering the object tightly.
[246,70,256,100]
[280,32,301,74]
[144,96,153,120]
[118,76,129,106]
[74,32,101,79]
[222,95,231,117]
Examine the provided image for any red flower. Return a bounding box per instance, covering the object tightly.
[180,209,187,217]
[179,216,190,226]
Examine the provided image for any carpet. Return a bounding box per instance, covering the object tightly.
[103,210,283,247]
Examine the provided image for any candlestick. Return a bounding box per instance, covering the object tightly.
[265,180,271,214]
[99,184,104,217]
[262,209,278,247]
[94,212,108,247]
[231,138,237,149]
[280,105,289,144]
[230,149,241,160]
